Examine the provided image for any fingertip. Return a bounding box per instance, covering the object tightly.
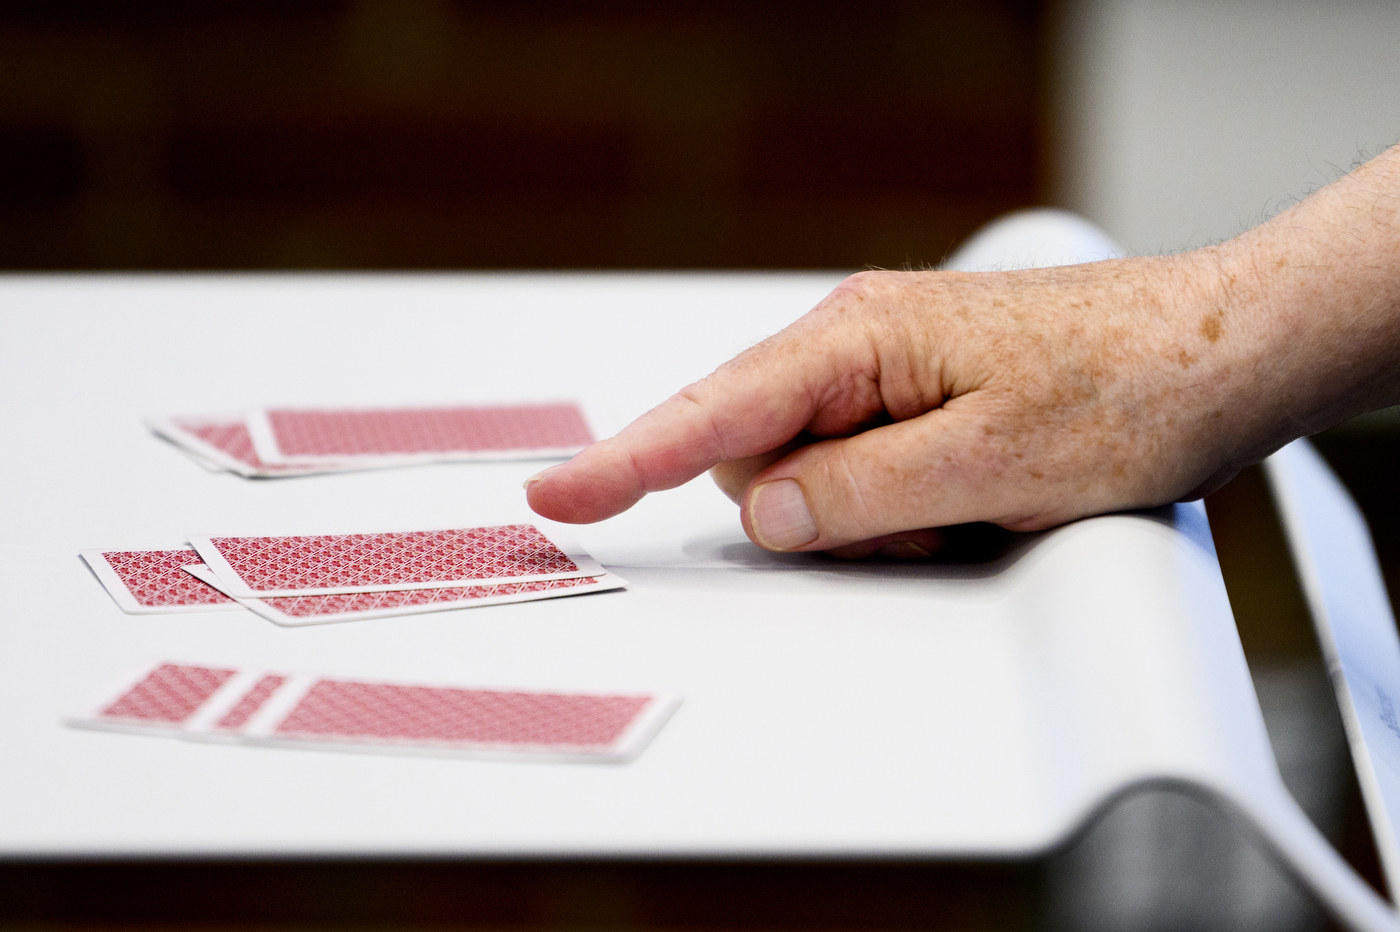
[524,446,647,524]
[523,471,556,519]
[522,463,562,492]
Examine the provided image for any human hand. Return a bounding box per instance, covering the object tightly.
[525,247,1282,556]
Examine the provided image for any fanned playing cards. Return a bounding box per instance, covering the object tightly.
[81,525,623,625]
[149,402,594,478]
[69,661,678,762]
[84,403,655,763]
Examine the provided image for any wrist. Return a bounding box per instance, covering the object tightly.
[1142,243,1292,479]
[1227,146,1400,441]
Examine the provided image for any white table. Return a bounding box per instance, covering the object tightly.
[0,271,1393,930]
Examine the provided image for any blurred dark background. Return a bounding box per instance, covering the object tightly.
[0,0,1042,271]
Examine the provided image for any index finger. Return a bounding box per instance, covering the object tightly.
[525,310,866,524]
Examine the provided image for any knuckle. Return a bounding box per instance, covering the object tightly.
[814,271,904,339]
[832,269,888,301]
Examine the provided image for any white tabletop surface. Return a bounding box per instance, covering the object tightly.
[0,273,1260,859]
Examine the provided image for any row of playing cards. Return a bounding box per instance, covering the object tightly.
[69,661,678,763]
[82,525,624,626]
[148,402,595,477]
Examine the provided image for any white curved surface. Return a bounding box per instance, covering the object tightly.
[942,208,1127,271]
[0,230,1392,928]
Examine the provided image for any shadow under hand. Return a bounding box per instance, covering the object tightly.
[818,523,1035,582]
[686,522,1036,582]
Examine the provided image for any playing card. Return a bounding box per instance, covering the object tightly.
[168,441,229,474]
[245,402,594,465]
[147,415,337,478]
[231,673,678,762]
[70,663,680,762]
[184,563,627,626]
[187,525,604,597]
[80,548,242,614]
[67,662,247,735]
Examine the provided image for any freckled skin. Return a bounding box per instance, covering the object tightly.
[528,144,1400,555]
[1200,313,1224,343]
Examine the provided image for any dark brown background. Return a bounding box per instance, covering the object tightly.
[0,0,1043,272]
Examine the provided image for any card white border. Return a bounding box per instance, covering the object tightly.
[186,525,605,598]
[179,668,294,744]
[246,404,592,466]
[184,564,626,626]
[79,548,244,614]
[173,443,229,474]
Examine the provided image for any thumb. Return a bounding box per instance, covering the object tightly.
[739,404,1000,552]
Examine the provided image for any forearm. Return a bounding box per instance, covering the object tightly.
[1224,143,1400,449]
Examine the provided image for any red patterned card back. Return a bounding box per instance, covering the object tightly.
[209,525,579,591]
[100,663,237,724]
[274,680,651,749]
[99,550,234,608]
[267,404,593,457]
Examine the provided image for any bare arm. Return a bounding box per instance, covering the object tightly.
[526,144,1400,555]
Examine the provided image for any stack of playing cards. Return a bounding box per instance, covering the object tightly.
[81,525,625,626]
[69,661,678,762]
[148,402,594,477]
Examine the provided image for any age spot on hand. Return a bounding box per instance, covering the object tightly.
[1200,312,1224,343]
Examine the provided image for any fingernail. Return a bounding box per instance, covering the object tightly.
[876,541,933,561]
[749,479,818,551]
[523,464,562,491]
